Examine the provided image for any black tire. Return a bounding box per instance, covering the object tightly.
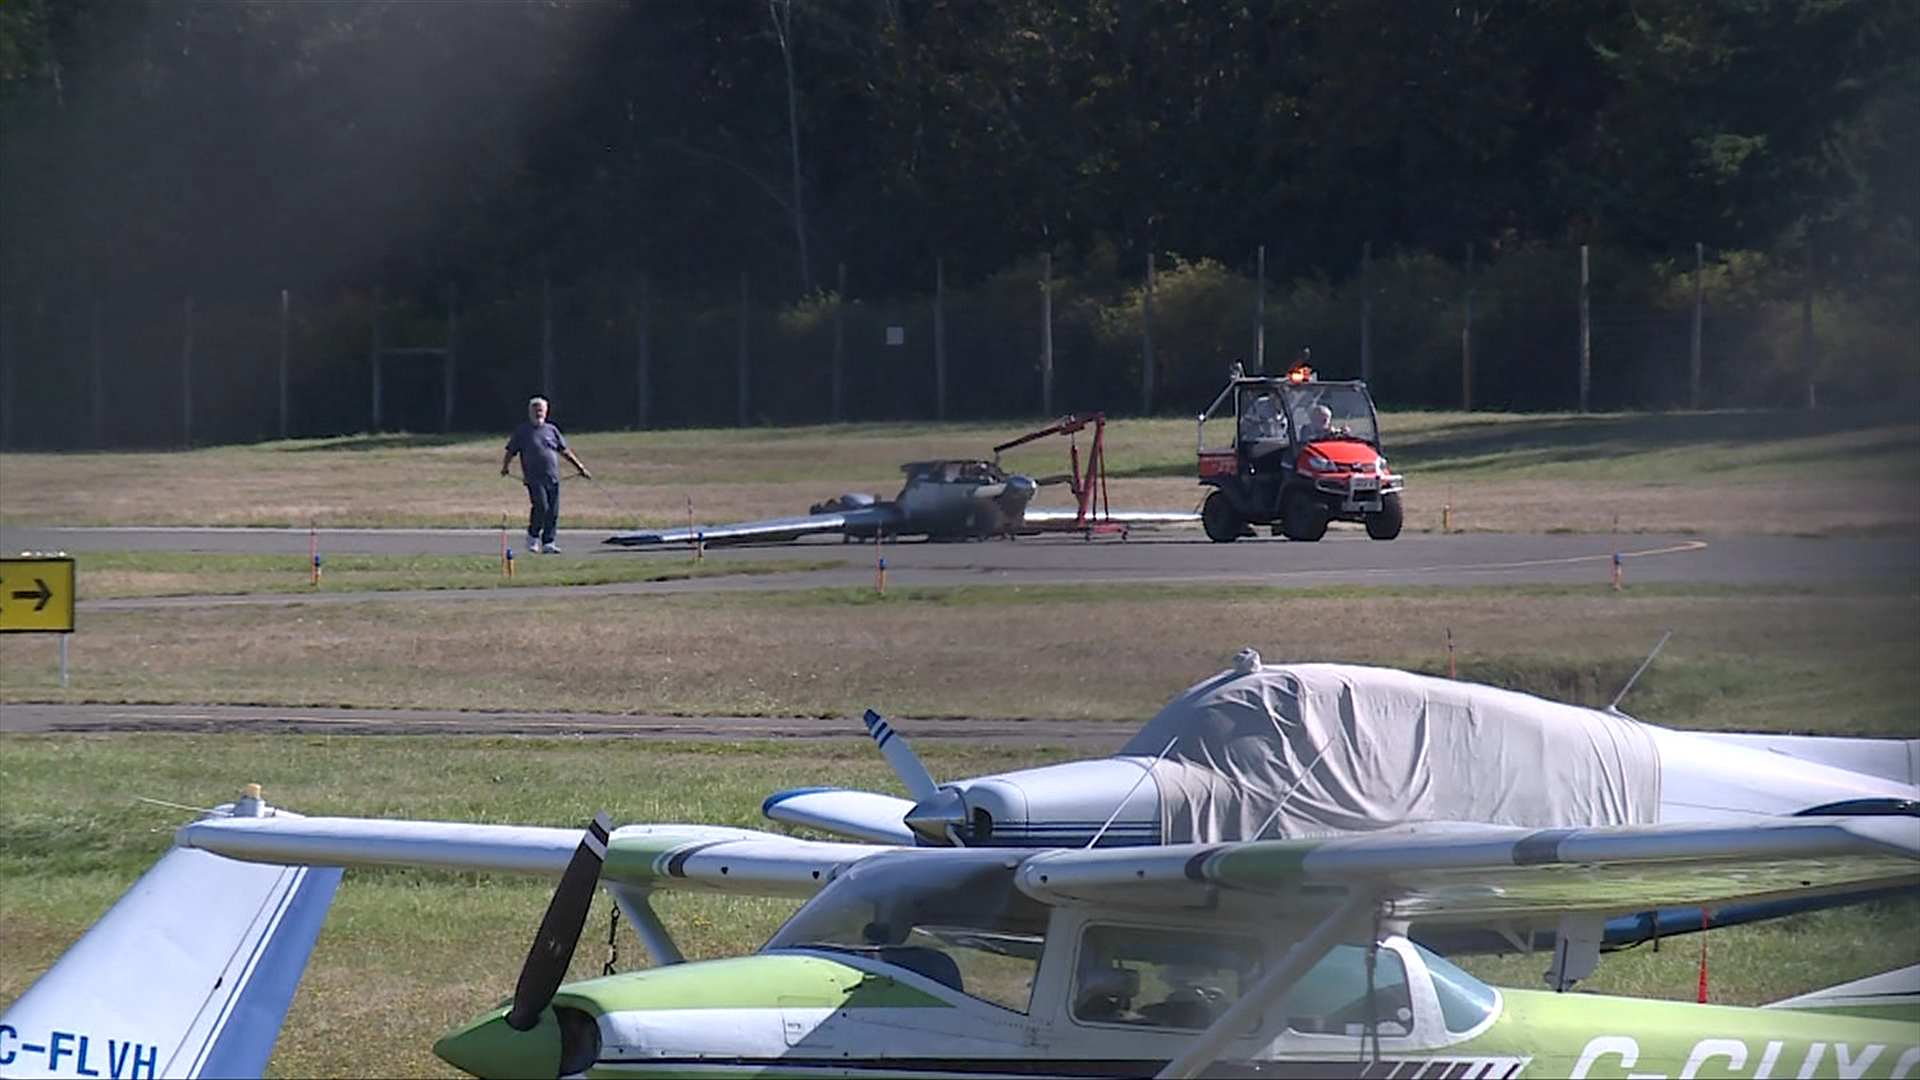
[1202,490,1243,543]
[1281,490,1329,542]
[1365,492,1404,540]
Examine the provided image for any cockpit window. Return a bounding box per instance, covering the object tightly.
[1280,944,1413,1038]
[1071,924,1262,1030]
[761,850,1048,1014]
[1411,942,1500,1033]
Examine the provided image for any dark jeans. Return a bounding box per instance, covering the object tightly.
[526,479,560,544]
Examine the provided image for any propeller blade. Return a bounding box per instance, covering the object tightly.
[506,810,612,1032]
[862,709,940,803]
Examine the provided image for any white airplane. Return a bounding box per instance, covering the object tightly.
[761,649,1920,949]
[3,789,1916,1079]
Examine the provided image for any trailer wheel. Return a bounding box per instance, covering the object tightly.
[1202,491,1244,543]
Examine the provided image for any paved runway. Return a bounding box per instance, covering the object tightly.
[4,523,1913,737]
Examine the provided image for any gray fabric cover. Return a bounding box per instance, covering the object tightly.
[1120,661,1661,843]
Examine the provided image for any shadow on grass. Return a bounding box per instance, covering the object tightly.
[280,433,474,452]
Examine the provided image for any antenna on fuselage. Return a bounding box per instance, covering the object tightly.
[1606,630,1673,715]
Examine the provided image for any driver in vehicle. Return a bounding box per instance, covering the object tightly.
[1299,403,1335,441]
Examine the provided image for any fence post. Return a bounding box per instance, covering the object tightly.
[0,304,10,449]
[278,289,290,439]
[541,277,555,396]
[1359,241,1373,386]
[1690,242,1703,410]
[181,295,195,445]
[1041,252,1054,417]
[370,285,384,432]
[443,284,459,433]
[1254,243,1267,372]
[1461,242,1475,412]
[934,256,947,421]
[1143,251,1156,415]
[91,300,106,445]
[1578,245,1591,414]
[832,262,846,422]
[636,274,651,429]
[1802,235,1816,409]
[738,271,751,426]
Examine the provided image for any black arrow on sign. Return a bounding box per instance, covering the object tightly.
[10,578,52,611]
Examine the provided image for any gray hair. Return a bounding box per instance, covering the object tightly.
[528,396,549,408]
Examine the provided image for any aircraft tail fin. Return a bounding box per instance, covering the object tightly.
[1,802,340,1079]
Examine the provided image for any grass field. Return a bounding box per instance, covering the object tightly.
[1,411,1916,1077]
[2,407,1916,535]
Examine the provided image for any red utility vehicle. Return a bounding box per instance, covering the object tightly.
[1195,360,1404,542]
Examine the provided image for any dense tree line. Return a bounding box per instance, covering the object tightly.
[0,0,1913,443]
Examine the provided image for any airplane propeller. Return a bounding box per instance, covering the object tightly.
[863,709,971,845]
[505,810,612,1031]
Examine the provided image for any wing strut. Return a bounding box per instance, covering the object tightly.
[1155,891,1380,1080]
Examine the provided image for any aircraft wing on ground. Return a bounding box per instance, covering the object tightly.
[1017,507,1201,532]
[1014,815,1920,920]
[605,505,898,547]
[178,815,897,898]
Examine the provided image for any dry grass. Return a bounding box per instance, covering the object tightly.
[3,583,1913,734]
[2,409,1914,534]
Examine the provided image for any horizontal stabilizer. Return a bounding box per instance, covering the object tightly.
[761,787,916,844]
[0,845,339,1079]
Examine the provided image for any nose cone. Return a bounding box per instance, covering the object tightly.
[433,1004,560,1080]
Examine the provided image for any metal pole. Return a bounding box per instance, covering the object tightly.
[1578,245,1591,414]
[832,262,845,422]
[1041,252,1054,417]
[181,295,195,445]
[934,257,947,421]
[1802,235,1816,409]
[90,300,105,445]
[541,277,554,396]
[636,274,651,429]
[0,304,11,450]
[1143,252,1156,415]
[443,283,458,432]
[1690,242,1703,410]
[370,285,384,432]
[1461,242,1474,412]
[59,633,70,687]
[1254,243,1266,372]
[278,289,290,439]
[737,271,751,426]
[1360,241,1373,385]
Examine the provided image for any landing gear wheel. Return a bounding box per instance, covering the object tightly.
[1365,492,1403,540]
[1281,491,1329,542]
[1202,491,1244,543]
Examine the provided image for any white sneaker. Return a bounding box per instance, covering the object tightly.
[525,534,540,555]
[544,541,563,554]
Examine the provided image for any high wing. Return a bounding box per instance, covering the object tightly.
[605,504,899,547]
[178,815,897,898]
[1014,815,1920,920]
[1,803,340,1080]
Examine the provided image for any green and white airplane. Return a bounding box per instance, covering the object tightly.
[5,796,1915,1078]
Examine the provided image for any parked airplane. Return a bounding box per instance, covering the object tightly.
[605,414,1199,547]
[4,791,1915,1078]
[762,649,1920,951]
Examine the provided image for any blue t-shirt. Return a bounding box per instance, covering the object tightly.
[506,421,568,483]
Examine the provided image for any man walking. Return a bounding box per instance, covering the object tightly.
[502,395,590,553]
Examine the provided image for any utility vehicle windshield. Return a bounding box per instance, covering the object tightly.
[1287,384,1379,445]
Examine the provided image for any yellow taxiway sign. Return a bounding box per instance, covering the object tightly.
[0,556,76,633]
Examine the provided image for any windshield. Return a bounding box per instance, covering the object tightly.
[762,849,1050,1014]
[1288,384,1379,445]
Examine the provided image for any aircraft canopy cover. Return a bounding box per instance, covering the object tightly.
[1120,658,1661,843]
